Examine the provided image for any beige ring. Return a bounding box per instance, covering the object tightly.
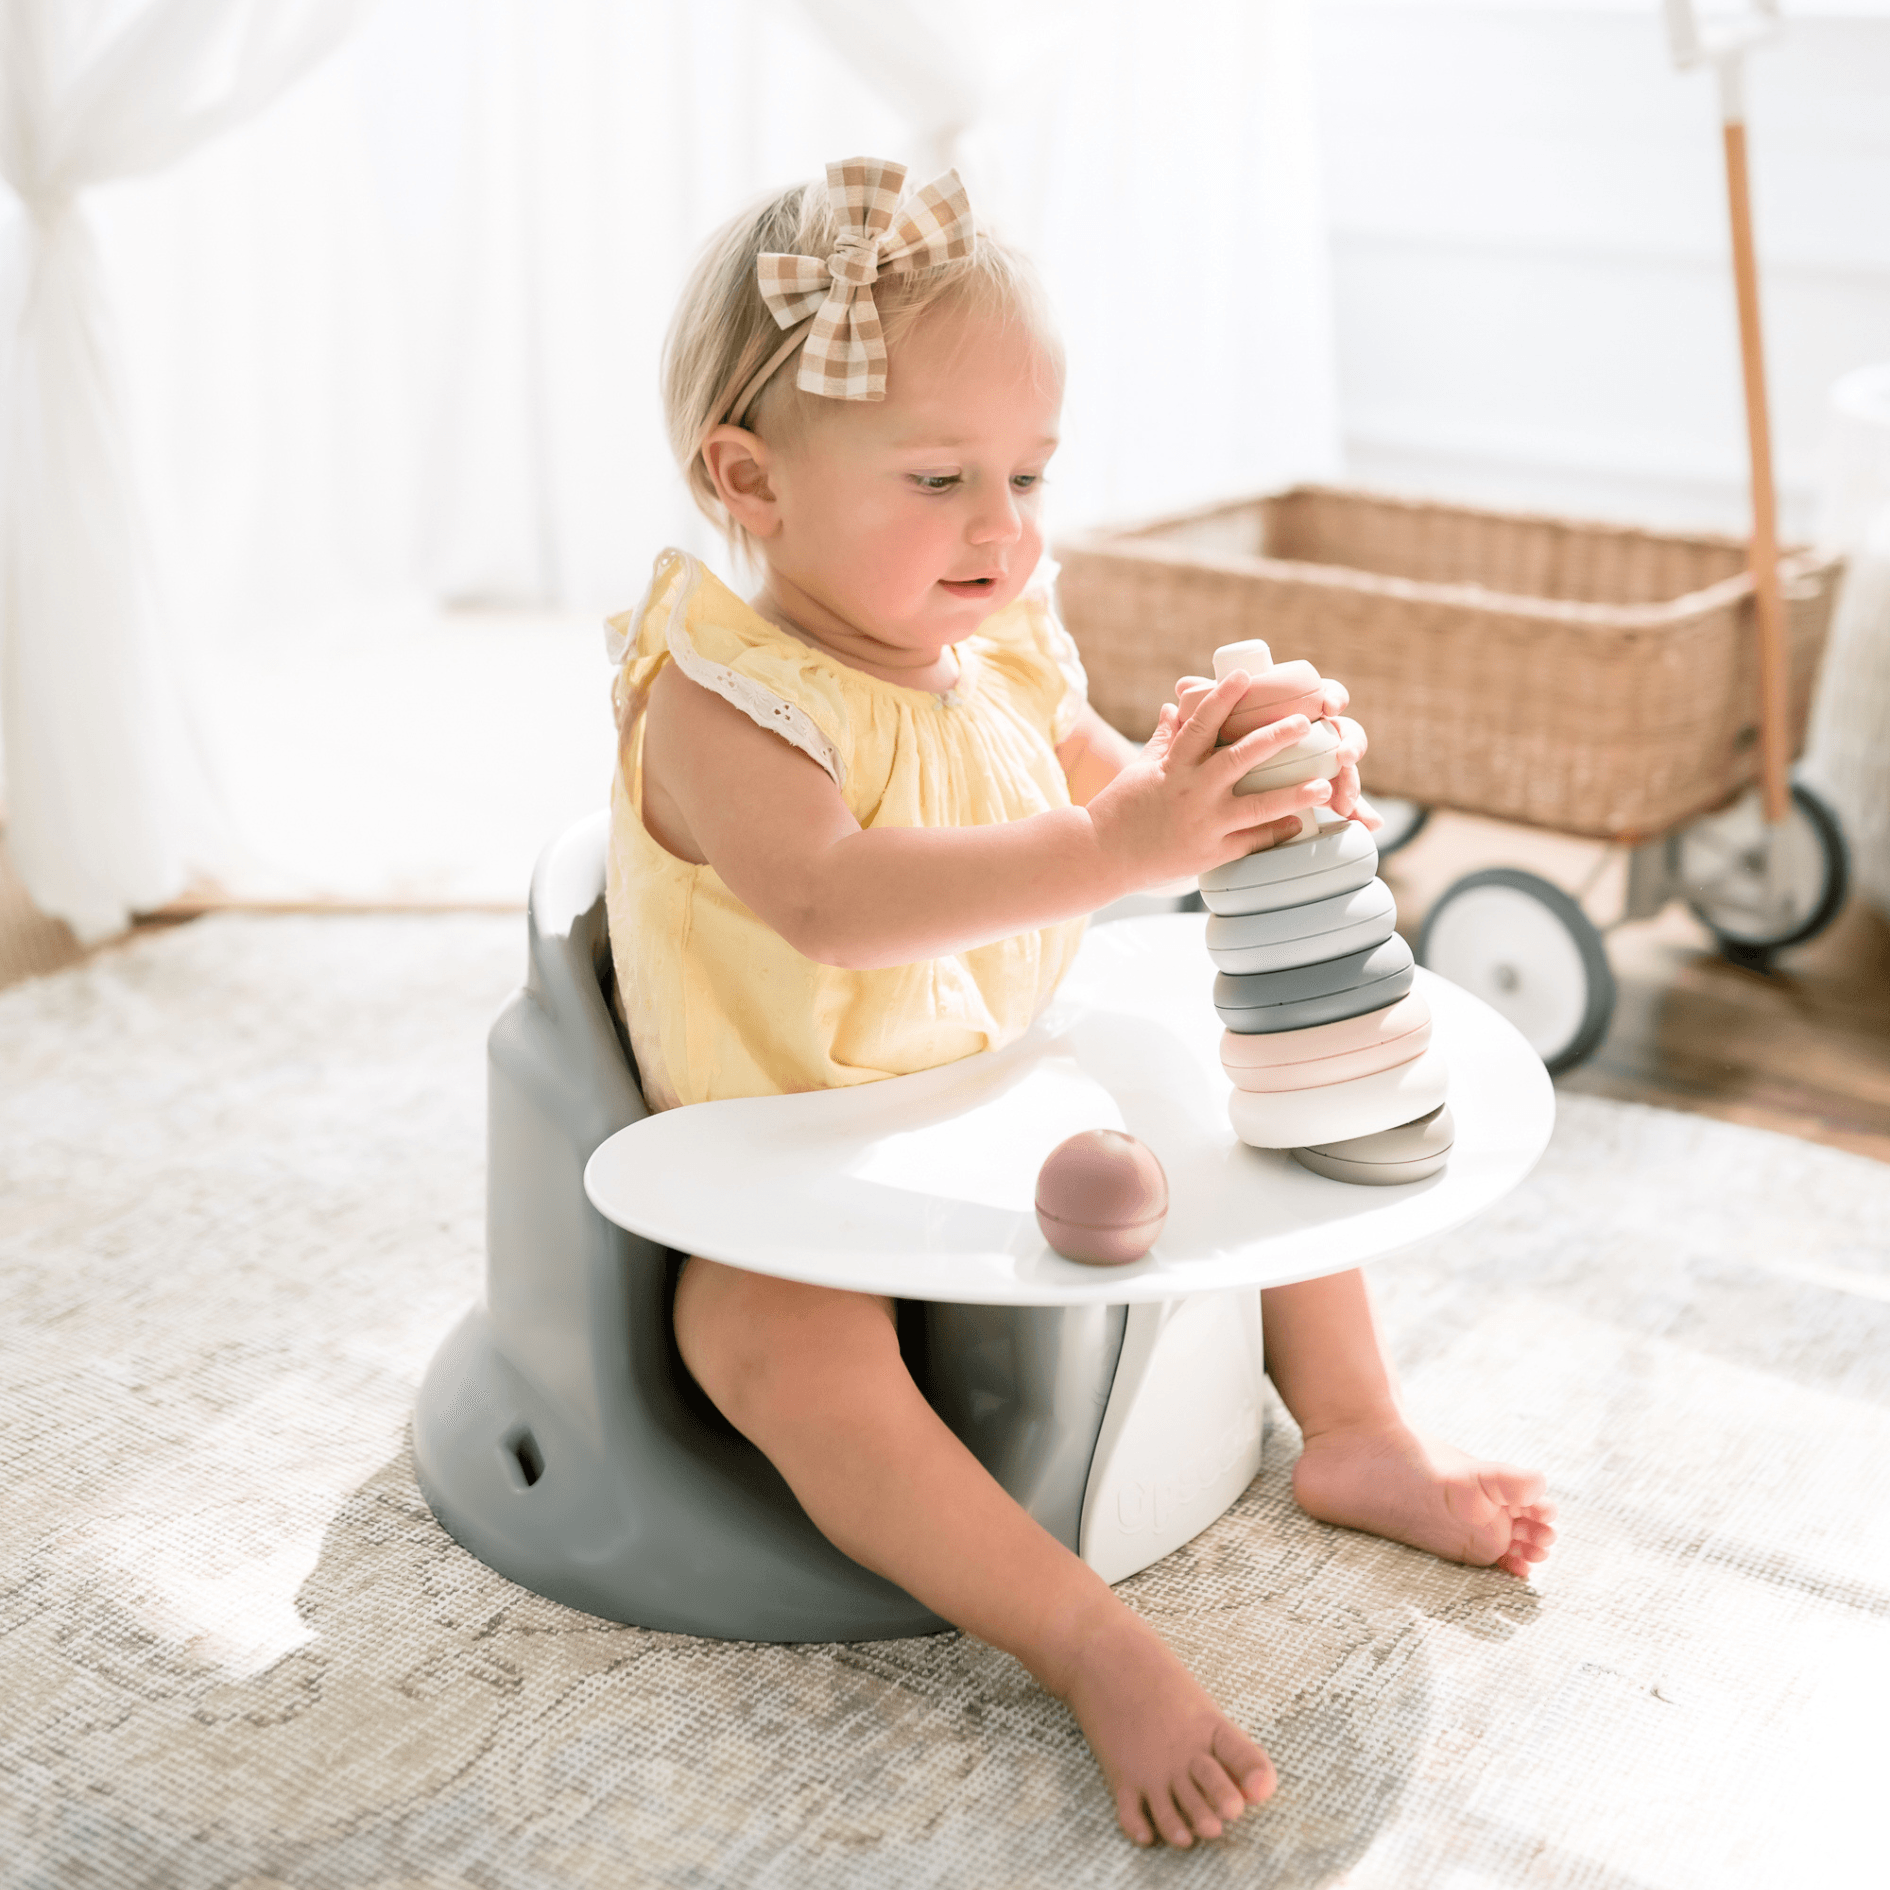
[1302,1101,1456,1163]
[1235,720,1342,795]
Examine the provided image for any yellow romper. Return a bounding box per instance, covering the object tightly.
[604,549,1090,1111]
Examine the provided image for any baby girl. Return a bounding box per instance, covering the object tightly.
[605,158,1555,1849]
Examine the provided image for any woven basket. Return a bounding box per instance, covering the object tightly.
[1056,485,1843,842]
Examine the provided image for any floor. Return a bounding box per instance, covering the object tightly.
[4,807,1887,1165]
[1381,811,1890,1166]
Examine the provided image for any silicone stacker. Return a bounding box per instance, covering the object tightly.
[1233,718,1343,796]
[1228,1048,1451,1149]
[1223,1020,1433,1094]
[1206,878,1397,976]
[1219,990,1431,1071]
[1214,935,1415,1034]
[1220,693,1329,741]
[1211,639,1275,678]
[1199,815,1378,916]
[1292,1104,1456,1186]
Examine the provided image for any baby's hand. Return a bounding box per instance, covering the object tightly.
[1177,670,1381,833]
[1320,683,1379,830]
[1086,671,1335,888]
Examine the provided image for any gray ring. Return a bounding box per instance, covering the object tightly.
[1214,935,1415,1034]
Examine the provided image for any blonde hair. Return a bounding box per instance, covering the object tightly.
[663,176,1062,557]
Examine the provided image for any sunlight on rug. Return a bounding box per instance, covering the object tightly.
[2,915,1885,1889]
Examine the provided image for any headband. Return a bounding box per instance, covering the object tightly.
[717,156,976,428]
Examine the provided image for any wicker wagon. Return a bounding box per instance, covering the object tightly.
[1057,486,1850,1071]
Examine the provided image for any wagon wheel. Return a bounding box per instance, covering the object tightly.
[1417,868,1616,1075]
[1370,796,1430,857]
[1672,780,1850,969]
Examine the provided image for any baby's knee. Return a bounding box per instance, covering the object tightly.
[673,1257,897,1433]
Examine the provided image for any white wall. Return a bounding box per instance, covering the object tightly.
[1313,0,1890,537]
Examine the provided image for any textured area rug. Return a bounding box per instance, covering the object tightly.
[2,916,1886,1890]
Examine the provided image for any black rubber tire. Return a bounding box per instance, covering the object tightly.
[1417,866,1617,1076]
[1679,779,1851,960]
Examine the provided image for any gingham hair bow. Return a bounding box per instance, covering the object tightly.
[755,157,975,402]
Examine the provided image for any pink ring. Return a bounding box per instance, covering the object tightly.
[1219,991,1431,1072]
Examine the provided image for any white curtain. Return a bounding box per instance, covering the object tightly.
[0,0,364,940]
[49,0,1340,909]
[790,0,1085,183]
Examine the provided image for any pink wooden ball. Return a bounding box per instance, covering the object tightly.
[1035,1130,1169,1266]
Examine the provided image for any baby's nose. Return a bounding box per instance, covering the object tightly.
[968,491,1023,543]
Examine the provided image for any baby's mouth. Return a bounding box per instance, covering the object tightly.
[939,574,1000,598]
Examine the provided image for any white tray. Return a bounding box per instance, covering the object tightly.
[584,916,1554,1306]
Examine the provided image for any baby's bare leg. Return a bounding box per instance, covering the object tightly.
[674,1256,1274,1847]
[1260,1269,1556,1578]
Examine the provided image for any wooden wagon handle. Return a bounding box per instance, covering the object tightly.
[1669,1,1792,826]
[1723,111,1792,827]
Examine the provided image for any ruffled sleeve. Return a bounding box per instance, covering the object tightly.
[607,550,852,789]
[971,554,1089,744]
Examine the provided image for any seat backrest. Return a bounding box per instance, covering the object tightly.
[484,810,649,1439]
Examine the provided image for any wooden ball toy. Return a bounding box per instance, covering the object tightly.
[1292,1105,1456,1186]
[1214,934,1415,1034]
[1228,1048,1451,1150]
[1035,1129,1169,1266]
[1206,878,1397,976]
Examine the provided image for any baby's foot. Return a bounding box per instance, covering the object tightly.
[1056,1607,1275,1848]
[1291,1420,1556,1579]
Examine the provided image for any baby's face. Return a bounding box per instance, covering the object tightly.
[763,306,1062,659]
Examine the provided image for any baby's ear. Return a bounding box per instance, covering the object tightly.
[700,425,780,533]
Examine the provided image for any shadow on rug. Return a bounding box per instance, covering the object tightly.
[2,916,1886,1890]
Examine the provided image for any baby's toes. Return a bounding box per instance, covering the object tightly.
[1171,1773,1225,1842]
[1512,1515,1556,1553]
[1212,1722,1276,1803]
[1191,1751,1249,1824]
[1148,1785,1197,1849]
[1116,1786,1157,1849]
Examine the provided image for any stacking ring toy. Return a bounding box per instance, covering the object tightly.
[1228,1048,1451,1149]
[1234,718,1342,796]
[1291,1104,1456,1186]
[1206,878,1398,976]
[1201,815,1378,917]
[1214,935,1415,1034]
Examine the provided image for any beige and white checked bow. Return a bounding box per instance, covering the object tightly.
[755,157,975,402]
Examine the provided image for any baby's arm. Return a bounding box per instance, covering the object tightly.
[1054,703,1141,807]
[640,662,1333,970]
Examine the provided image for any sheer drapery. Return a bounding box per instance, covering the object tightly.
[55,0,1339,908]
[790,0,1085,183]
[0,0,364,940]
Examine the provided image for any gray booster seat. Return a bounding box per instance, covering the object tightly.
[413,812,1131,1641]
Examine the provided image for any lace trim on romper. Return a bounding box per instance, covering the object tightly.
[605,553,848,788]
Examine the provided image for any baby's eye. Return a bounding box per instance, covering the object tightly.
[911,473,960,492]
[1012,473,1044,491]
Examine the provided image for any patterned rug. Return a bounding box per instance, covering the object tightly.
[2,915,1885,1890]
